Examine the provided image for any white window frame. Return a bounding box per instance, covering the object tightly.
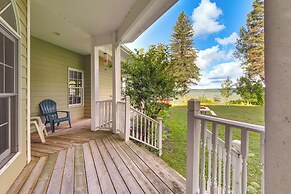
[68,67,84,107]
[0,0,21,171]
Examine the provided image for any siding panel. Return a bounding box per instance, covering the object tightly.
[30,37,86,121]
[0,0,28,193]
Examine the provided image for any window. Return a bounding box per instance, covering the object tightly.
[68,68,84,106]
[0,23,18,166]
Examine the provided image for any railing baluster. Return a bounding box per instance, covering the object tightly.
[105,101,108,127]
[211,122,218,194]
[99,102,102,128]
[224,125,232,194]
[222,149,226,194]
[154,123,157,147]
[151,121,154,145]
[200,120,207,194]
[241,129,249,194]
[141,116,144,141]
[147,119,150,144]
[137,114,139,139]
[132,113,137,138]
[207,137,212,193]
[218,146,222,193]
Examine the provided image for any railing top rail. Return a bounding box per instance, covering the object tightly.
[130,107,159,124]
[196,114,265,133]
[96,99,113,103]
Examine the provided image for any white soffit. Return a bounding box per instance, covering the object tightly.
[31,0,177,54]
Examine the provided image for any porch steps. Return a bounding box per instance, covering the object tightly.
[7,132,186,194]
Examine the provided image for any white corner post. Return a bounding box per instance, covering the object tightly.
[112,43,121,134]
[27,0,31,163]
[158,118,163,157]
[91,38,100,131]
[124,96,130,141]
[265,0,291,193]
[186,99,201,194]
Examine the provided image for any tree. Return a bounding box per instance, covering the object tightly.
[235,75,264,105]
[221,76,233,104]
[234,0,264,82]
[122,44,177,118]
[169,11,200,95]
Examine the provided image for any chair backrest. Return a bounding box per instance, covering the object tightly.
[39,99,58,122]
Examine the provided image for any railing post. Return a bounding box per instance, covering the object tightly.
[186,99,201,194]
[124,96,130,141]
[232,140,242,194]
[158,118,163,157]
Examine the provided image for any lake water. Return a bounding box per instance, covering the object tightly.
[172,89,241,104]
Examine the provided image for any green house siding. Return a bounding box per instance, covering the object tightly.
[84,55,113,118]
[0,0,28,193]
[31,37,86,121]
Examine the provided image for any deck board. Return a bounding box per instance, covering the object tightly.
[9,120,186,194]
[74,144,88,194]
[83,142,102,194]
[96,139,130,194]
[108,136,159,194]
[89,140,115,193]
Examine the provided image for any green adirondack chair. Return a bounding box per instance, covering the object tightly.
[39,99,71,132]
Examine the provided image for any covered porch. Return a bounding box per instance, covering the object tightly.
[8,119,186,194]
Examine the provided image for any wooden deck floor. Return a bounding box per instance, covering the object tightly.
[7,119,186,194]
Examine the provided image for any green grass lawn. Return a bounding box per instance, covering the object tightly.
[162,105,264,189]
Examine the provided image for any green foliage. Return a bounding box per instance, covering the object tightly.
[235,75,264,105]
[169,11,200,95]
[122,44,175,118]
[234,0,264,82]
[198,95,214,104]
[220,76,233,103]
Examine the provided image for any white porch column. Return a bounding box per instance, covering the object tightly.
[265,1,291,193]
[112,43,121,133]
[91,41,100,131]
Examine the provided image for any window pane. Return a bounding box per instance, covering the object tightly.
[0,123,9,155]
[0,0,10,12]
[0,34,3,63]
[0,5,17,32]
[5,67,14,93]
[0,97,9,155]
[10,96,17,152]
[0,98,8,124]
[0,65,3,93]
[4,37,14,68]
[73,71,77,79]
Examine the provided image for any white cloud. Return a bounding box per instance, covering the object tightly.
[215,32,239,45]
[192,0,225,37]
[208,61,243,80]
[196,45,233,70]
[192,61,243,89]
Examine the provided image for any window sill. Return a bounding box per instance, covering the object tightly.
[0,152,21,175]
[68,104,84,108]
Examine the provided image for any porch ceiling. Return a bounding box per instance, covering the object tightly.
[31,0,177,55]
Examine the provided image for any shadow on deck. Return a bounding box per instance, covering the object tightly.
[7,119,186,194]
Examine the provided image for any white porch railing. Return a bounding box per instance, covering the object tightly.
[96,100,113,129]
[118,96,163,156]
[186,99,265,194]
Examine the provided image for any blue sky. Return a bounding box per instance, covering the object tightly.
[126,0,253,89]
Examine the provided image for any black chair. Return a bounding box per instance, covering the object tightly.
[39,99,71,132]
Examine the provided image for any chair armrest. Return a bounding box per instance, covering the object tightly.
[57,111,70,113]
[30,116,43,125]
[57,111,70,117]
